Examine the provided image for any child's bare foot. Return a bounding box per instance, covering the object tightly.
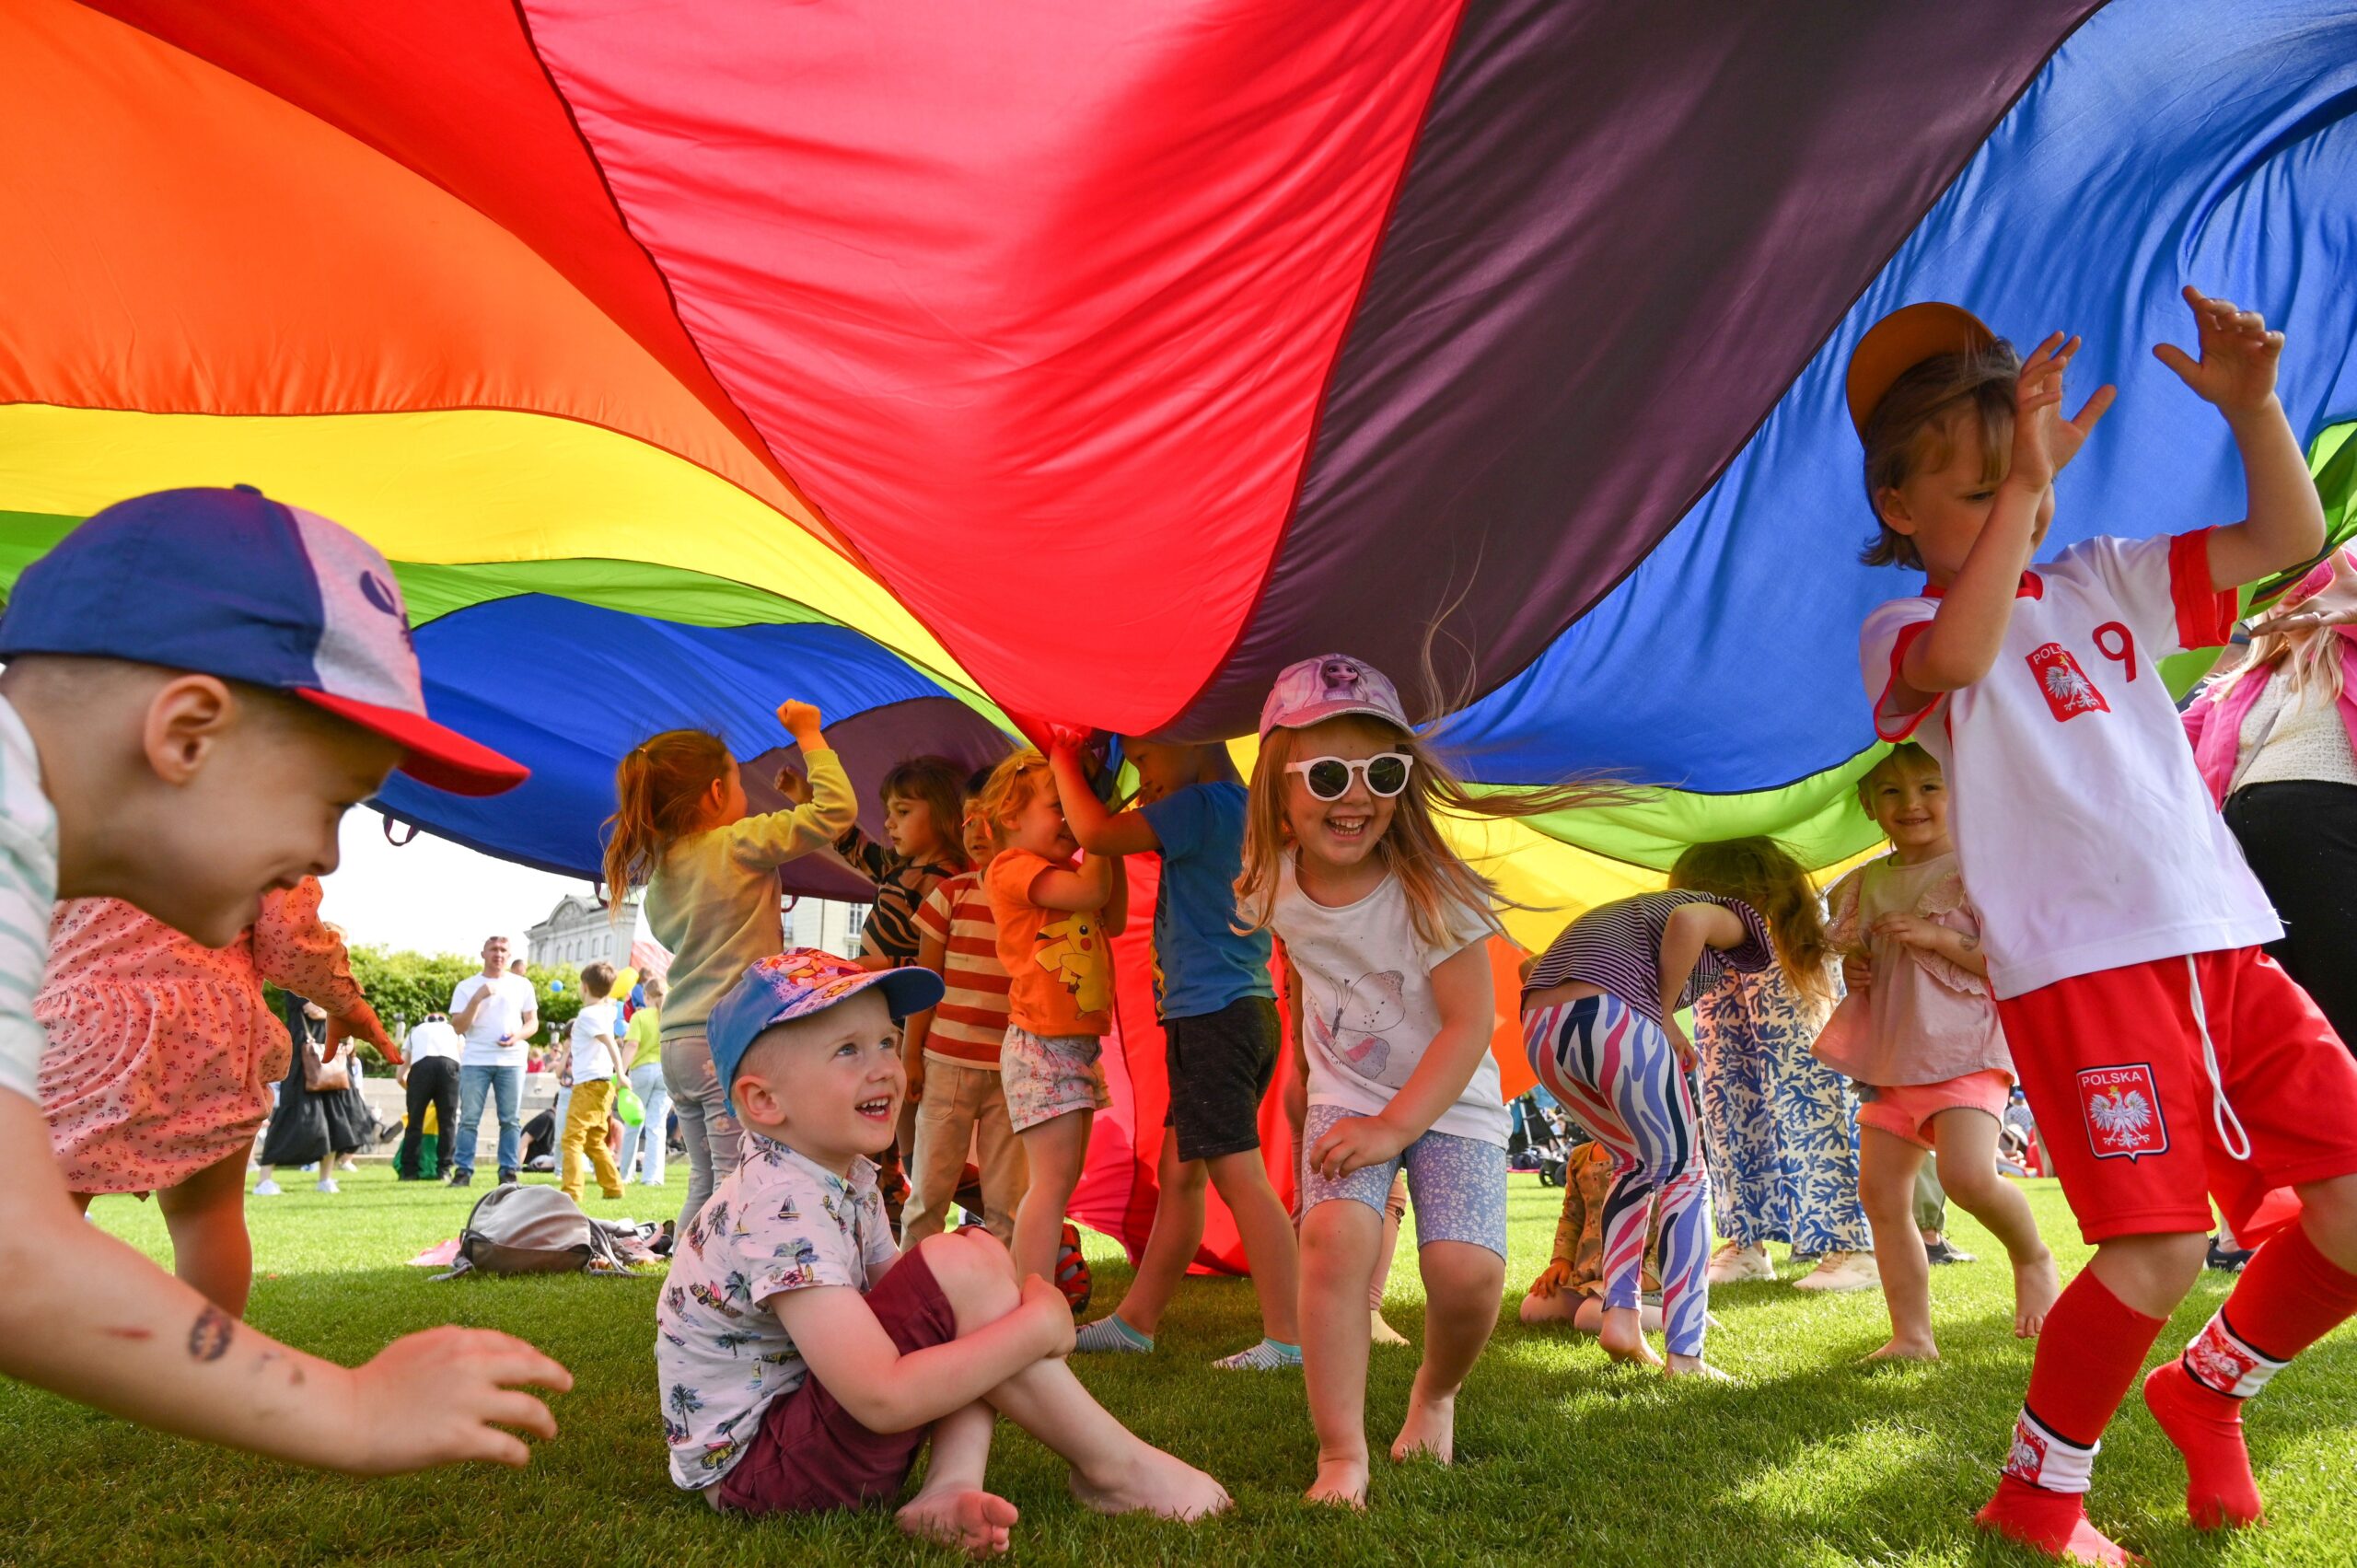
[1864,1337,1941,1363]
[1069,1444,1232,1521]
[897,1488,1018,1557]
[1369,1307,1410,1347]
[1598,1309,1664,1367]
[1664,1353,1732,1380]
[1389,1388,1455,1464]
[1306,1454,1369,1509]
[2014,1251,2061,1339]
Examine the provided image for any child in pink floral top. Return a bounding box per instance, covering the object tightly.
[37,875,391,1313]
[1820,745,2056,1361]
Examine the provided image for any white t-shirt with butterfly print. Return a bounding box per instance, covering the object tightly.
[1859,528,2279,1000]
[1271,856,1508,1147]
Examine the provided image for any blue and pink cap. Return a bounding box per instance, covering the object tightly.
[0,486,525,796]
[709,948,944,1116]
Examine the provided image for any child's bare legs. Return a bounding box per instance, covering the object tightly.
[1012,1109,1091,1286]
[1369,1174,1409,1345]
[897,1399,1017,1557]
[1392,1239,1503,1464]
[1094,1130,1202,1337]
[1212,1147,1300,1345]
[155,1150,257,1316]
[1298,1196,1381,1506]
[1859,1127,1938,1360]
[922,1228,1230,1520]
[1928,1109,2057,1337]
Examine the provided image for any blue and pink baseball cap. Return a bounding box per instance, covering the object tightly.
[709,948,945,1115]
[0,485,526,796]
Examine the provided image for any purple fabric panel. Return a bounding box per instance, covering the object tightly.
[739,697,1016,900]
[1173,0,2106,736]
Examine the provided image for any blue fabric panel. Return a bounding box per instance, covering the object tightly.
[1442,0,2357,792]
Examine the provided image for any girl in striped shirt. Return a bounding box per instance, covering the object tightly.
[1519,836,1834,1377]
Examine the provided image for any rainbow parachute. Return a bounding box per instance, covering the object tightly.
[5,3,2354,1256]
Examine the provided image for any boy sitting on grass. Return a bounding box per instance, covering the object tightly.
[658,947,1229,1552]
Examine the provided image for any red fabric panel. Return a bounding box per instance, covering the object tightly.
[520,0,1465,733]
[80,0,827,543]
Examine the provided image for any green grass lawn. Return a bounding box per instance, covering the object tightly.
[6,1167,2353,1567]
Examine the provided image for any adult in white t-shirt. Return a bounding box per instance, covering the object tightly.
[395,1013,463,1181]
[447,935,538,1187]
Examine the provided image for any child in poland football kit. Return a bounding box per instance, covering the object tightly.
[1850,293,2357,1562]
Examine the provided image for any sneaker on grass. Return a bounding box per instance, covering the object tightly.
[1792,1250,1878,1292]
[252,1178,282,1196]
[315,1177,340,1195]
[1707,1242,1775,1284]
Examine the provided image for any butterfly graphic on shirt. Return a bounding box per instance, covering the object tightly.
[1307,970,1410,1086]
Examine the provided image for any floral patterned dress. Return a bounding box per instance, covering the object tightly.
[1691,965,1873,1255]
[36,877,383,1194]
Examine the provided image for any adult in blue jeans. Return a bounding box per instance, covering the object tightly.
[447,935,539,1187]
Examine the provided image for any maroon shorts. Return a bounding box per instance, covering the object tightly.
[1996,947,2357,1246]
[714,1244,959,1516]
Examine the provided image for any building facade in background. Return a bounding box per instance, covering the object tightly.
[526,891,868,970]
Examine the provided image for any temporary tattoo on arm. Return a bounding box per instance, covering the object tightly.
[188,1305,234,1363]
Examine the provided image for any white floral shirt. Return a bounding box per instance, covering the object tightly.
[654,1132,898,1489]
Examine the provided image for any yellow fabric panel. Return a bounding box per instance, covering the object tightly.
[0,404,969,689]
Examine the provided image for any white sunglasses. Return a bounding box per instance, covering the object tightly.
[1284,752,1413,800]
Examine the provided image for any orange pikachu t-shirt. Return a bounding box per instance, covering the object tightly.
[985,848,1113,1038]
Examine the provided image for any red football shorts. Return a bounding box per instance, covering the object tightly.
[1995,947,2357,1245]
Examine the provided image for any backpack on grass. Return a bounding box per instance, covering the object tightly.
[433,1183,653,1280]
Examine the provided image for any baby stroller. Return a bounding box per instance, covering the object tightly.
[1508,1093,1574,1185]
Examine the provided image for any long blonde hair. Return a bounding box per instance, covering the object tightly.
[2205,547,2354,711]
[1236,715,1626,948]
[1666,836,1836,1005]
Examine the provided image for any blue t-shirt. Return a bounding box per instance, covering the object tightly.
[1139,781,1274,1020]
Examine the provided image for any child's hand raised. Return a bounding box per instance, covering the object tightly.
[2007,333,2113,492]
[345,1325,573,1473]
[775,701,825,745]
[2155,286,2283,418]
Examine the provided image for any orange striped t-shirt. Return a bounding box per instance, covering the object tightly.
[914,871,1012,1067]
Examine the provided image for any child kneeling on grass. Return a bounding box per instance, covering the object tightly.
[657,947,1229,1550]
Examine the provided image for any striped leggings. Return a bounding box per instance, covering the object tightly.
[1523,992,1712,1356]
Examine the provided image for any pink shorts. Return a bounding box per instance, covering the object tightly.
[1856,1068,2013,1150]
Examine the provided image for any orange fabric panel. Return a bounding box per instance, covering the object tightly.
[0,0,819,544]
[78,0,797,505]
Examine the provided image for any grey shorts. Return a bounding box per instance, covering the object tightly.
[1300,1103,1508,1259]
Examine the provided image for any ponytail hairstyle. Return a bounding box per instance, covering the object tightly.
[976,748,1050,852]
[1666,836,1835,1005]
[602,729,734,907]
[1237,715,1630,950]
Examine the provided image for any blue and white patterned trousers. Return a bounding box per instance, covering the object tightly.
[1693,968,1872,1255]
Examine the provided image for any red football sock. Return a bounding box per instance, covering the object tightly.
[2147,1223,2357,1529]
[1975,1272,2165,1562]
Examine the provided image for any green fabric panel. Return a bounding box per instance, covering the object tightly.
[1474,749,1888,874]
